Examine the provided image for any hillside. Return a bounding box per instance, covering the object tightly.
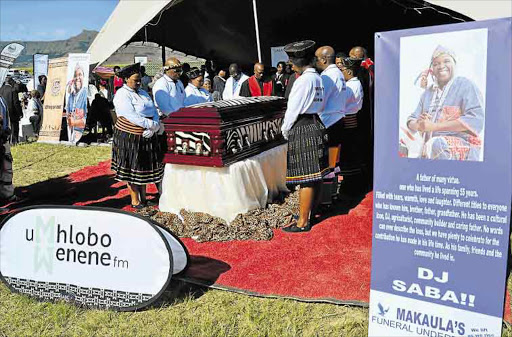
[1,30,204,71]
[0,30,98,67]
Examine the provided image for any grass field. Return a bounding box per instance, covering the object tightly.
[1,142,511,337]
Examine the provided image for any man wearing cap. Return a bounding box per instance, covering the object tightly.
[153,57,185,116]
[407,45,484,161]
[281,40,328,233]
[222,63,249,100]
[315,46,346,180]
[240,63,275,97]
[184,67,213,106]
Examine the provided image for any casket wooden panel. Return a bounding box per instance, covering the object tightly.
[163,97,287,167]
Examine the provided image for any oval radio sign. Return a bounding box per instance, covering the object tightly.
[0,206,189,311]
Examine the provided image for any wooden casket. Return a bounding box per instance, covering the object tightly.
[162,97,287,167]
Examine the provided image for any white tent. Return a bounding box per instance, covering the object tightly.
[87,0,511,67]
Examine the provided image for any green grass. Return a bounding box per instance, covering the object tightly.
[1,143,511,337]
[12,142,111,187]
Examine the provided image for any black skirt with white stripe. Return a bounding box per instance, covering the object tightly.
[286,114,329,187]
[111,117,165,185]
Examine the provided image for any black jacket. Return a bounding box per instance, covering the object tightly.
[0,84,22,123]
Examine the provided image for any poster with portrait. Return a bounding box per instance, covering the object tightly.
[398,29,487,161]
[38,57,68,143]
[65,53,90,143]
[369,18,511,337]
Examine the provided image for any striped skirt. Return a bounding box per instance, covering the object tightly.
[111,117,165,185]
[286,114,329,186]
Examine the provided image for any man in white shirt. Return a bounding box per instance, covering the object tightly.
[280,40,328,233]
[315,46,347,177]
[222,63,249,100]
[152,57,185,116]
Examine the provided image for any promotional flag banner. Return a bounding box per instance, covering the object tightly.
[33,54,49,89]
[65,53,90,143]
[0,206,189,311]
[369,18,511,337]
[0,43,24,85]
[38,57,68,143]
[270,46,288,67]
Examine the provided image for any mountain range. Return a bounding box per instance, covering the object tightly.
[0,30,98,67]
[0,29,203,70]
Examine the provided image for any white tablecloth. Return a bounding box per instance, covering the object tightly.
[159,144,288,223]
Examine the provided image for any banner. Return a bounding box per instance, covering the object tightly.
[65,53,90,143]
[0,206,189,311]
[38,57,68,143]
[0,43,24,85]
[270,46,288,67]
[33,54,49,89]
[369,18,511,337]
[134,56,148,66]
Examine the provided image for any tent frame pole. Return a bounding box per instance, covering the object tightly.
[252,0,262,63]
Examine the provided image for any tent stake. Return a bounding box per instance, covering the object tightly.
[252,0,262,63]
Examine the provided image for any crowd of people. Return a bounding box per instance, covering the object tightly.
[0,42,374,217]
[107,42,374,229]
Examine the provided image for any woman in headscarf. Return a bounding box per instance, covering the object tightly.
[111,63,163,208]
[184,67,213,106]
[407,45,484,161]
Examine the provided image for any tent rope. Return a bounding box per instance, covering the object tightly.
[147,0,179,26]
[389,0,468,22]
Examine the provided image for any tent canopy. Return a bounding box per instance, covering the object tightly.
[88,0,511,68]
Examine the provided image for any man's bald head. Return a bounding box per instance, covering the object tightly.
[229,63,241,80]
[314,46,335,71]
[164,57,183,80]
[349,46,367,59]
[253,63,265,80]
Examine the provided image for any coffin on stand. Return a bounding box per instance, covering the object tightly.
[159,97,289,223]
[162,97,287,167]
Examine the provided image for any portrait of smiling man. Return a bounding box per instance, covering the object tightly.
[398,29,488,162]
[65,62,88,143]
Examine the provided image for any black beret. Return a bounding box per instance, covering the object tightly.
[284,40,316,58]
[117,63,141,79]
[187,67,202,79]
[342,57,361,69]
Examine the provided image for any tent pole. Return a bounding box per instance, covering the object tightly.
[252,0,262,63]
[161,44,166,65]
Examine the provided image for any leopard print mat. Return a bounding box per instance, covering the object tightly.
[135,189,300,242]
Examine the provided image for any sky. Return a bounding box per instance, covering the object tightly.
[0,0,118,41]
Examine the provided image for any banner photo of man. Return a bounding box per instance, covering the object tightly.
[398,29,487,162]
[0,43,24,85]
[33,54,49,89]
[65,53,90,143]
[369,18,511,337]
[38,57,68,143]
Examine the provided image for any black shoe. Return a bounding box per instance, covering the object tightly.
[282,221,312,233]
[131,203,145,209]
[146,199,159,206]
